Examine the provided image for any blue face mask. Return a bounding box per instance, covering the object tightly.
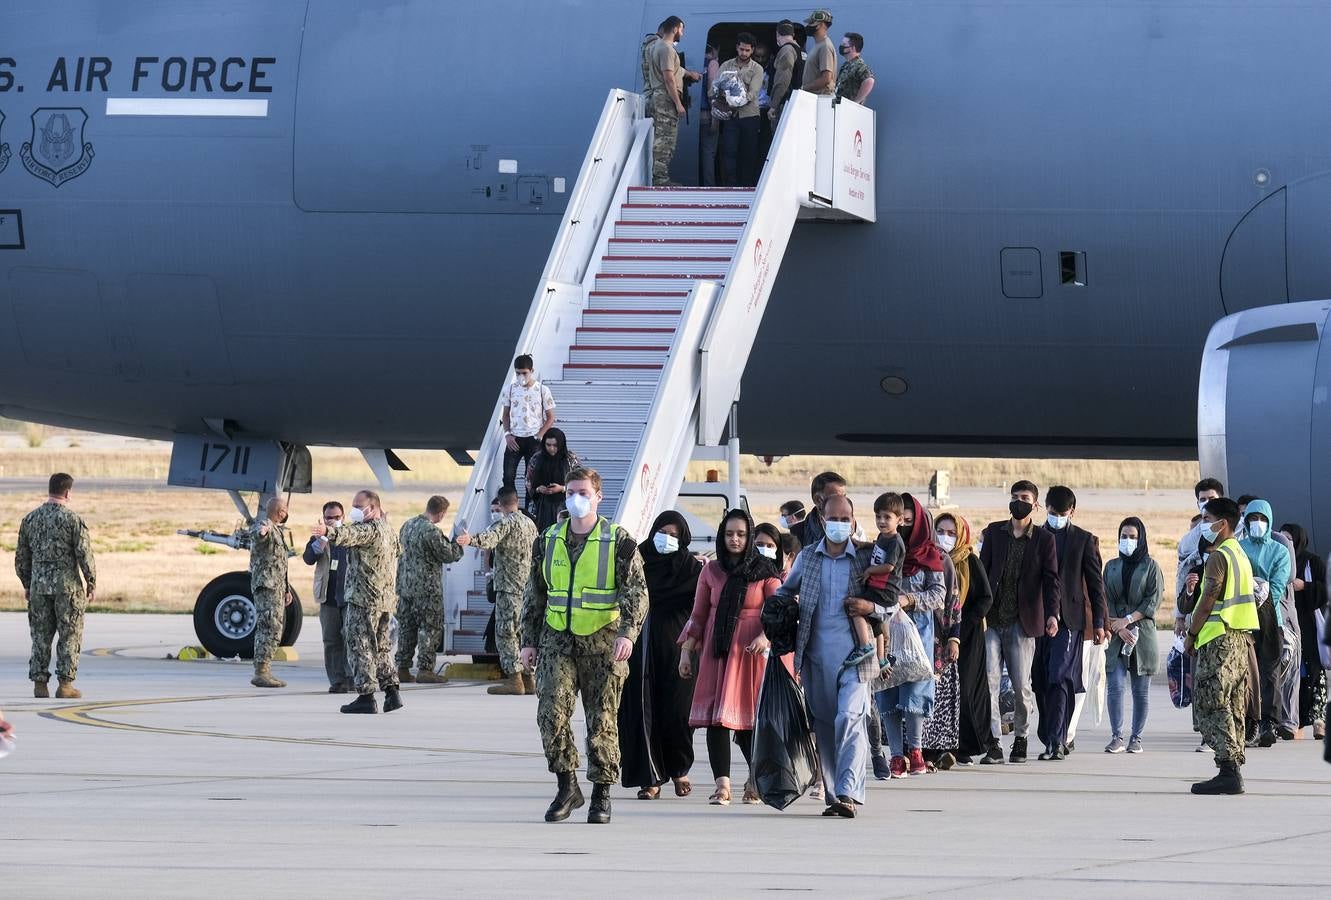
[1200,521,1220,544]
[1046,513,1069,530]
[824,520,852,543]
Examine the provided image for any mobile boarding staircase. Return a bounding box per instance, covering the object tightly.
[443,89,876,656]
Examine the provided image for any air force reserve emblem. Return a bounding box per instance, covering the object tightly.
[0,109,10,175]
[21,107,94,187]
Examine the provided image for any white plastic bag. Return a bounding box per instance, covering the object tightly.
[880,608,933,689]
[1086,642,1107,726]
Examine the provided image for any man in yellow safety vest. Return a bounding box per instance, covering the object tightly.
[1183,497,1259,795]
[520,467,647,824]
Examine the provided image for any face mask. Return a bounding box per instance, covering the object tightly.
[491,512,503,524]
[838,46,849,55]
[898,524,914,543]
[937,533,957,552]
[1046,513,1069,530]
[1199,521,1220,544]
[756,544,778,561]
[779,516,790,530]
[325,519,342,528]
[349,506,366,524]
[1235,521,1247,540]
[1198,499,1210,513]
[1009,500,1034,520]
[824,520,852,544]
[1119,538,1138,557]
[1247,520,1268,539]
[653,532,679,555]
[566,493,592,519]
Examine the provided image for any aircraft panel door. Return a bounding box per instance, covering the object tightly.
[1220,187,1287,313]
[8,267,115,375]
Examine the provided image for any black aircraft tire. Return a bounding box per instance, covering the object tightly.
[193,572,259,660]
[280,590,303,646]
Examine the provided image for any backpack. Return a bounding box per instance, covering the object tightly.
[772,43,804,108]
[709,67,748,121]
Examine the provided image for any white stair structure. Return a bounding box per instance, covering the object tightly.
[443,89,875,655]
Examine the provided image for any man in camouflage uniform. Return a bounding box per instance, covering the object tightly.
[835,32,876,103]
[15,472,96,699]
[313,489,401,714]
[642,16,700,186]
[395,495,465,684]
[520,468,647,824]
[249,496,294,688]
[461,486,538,696]
[1182,497,1258,795]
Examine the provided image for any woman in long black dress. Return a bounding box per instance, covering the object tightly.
[619,510,704,799]
[934,513,994,766]
[1281,522,1327,738]
[526,427,578,531]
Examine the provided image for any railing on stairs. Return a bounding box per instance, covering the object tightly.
[443,89,650,652]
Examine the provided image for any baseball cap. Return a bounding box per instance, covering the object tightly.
[805,9,833,26]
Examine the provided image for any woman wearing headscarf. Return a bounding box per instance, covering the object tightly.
[1281,522,1327,739]
[876,493,947,778]
[678,508,783,805]
[526,427,579,531]
[619,510,705,799]
[1102,516,1163,754]
[923,512,993,768]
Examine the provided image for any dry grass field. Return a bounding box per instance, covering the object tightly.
[0,427,1201,619]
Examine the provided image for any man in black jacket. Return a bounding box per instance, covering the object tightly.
[303,500,352,692]
[979,480,1062,764]
[1035,486,1107,760]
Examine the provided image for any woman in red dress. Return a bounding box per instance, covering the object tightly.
[678,508,782,805]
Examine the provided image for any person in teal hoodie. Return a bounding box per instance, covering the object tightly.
[1239,499,1291,745]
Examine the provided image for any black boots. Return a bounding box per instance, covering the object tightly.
[383,686,403,712]
[340,693,378,714]
[1191,760,1245,795]
[587,783,612,824]
[544,772,585,822]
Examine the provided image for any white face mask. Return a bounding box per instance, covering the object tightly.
[936,533,957,552]
[1046,513,1069,530]
[349,506,366,524]
[1247,520,1268,539]
[756,544,778,560]
[823,520,852,543]
[653,532,679,555]
[1119,538,1138,557]
[491,512,503,524]
[566,493,593,519]
[1198,499,1210,513]
[1200,521,1220,543]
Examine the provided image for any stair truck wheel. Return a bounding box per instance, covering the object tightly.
[280,588,303,646]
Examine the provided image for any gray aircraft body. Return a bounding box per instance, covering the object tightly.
[0,2,1325,488]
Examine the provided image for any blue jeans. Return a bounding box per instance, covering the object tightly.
[1107,663,1151,740]
[878,692,924,757]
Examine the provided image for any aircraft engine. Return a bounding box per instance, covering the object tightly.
[1198,300,1331,551]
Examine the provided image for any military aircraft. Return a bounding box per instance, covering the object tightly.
[1,1,1325,652]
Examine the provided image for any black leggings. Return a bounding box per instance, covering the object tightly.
[706,726,753,780]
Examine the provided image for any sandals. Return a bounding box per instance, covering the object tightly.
[742,781,761,804]
[708,786,732,806]
[672,777,692,797]
[637,786,660,800]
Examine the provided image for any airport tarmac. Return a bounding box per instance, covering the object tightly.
[3,613,1329,898]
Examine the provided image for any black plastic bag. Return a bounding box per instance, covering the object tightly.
[761,594,799,656]
[750,658,820,811]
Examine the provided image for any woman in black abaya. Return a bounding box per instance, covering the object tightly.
[619,510,705,798]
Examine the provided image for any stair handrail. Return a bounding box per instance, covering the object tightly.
[452,89,643,536]
[697,90,819,445]
[614,279,722,539]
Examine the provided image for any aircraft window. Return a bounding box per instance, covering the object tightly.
[1060,251,1087,287]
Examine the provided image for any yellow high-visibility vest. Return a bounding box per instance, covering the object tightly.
[1196,536,1259,648]
[542,517,621,635]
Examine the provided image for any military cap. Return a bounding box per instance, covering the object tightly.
[805,9,834,26]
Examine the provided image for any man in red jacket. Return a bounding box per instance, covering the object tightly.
[978,480,1062,764]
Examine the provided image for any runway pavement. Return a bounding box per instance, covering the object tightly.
[2,613,1329,898]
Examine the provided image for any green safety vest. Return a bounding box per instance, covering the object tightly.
[1195,537,1259,648]
[543,517,621,635]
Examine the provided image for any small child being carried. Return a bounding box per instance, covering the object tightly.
[842,492,905,670]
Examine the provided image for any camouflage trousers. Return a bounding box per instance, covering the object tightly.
[28,590,85,682]
[649,94,679,185]
[535,626,628,784]
[251,587,286,667]
[395,593,442,672]
[495,590,523,676]
[344,604,397,695]
[1195,629,1249,766]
